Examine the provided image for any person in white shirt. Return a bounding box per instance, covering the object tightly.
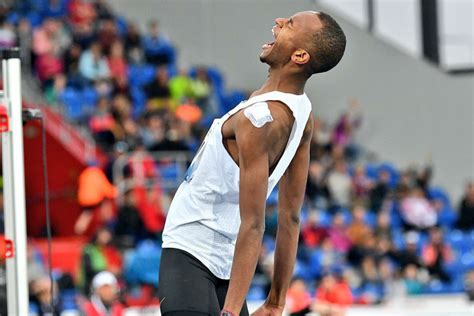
[159,11,346,316]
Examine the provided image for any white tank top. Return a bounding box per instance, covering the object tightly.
[162,91,312,279]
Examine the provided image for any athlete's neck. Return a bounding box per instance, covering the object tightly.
[254,67,307,96]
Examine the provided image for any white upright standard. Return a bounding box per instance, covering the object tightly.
[1,47,29,315]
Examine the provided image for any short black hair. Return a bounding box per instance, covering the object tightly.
[310,12,346,74]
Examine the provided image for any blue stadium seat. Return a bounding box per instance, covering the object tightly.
[128,64,156,86]
[365,163,378,180]
[130,86,147,118]
[391,229,405,249]
[460,252,474,270]
[293,260,313,282]
[26,11,42,27]
[447,229,468,251]
[115,16,129,37]
[364,212,377,227]
[60,88,83,121]
[247,285,266,301]
[339,208,352,225]
[206,67,225,90]
[220,90,247,114]
[81,86,99,113]
[159,163,179,182]
[428,187,452,208]
[267,188,278,205]
[437,206,457,228]
[318,210,332,228]
[377,162,399,188]
[124,240,161,286]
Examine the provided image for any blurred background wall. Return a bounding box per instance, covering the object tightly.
[109,0,474,199]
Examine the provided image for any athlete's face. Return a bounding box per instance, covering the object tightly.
[260,11,323,68]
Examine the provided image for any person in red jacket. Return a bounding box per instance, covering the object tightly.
[312,271,353,316]
[82,271,124,316]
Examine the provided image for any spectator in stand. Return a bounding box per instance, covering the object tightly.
[35,48,64,85]
[422,227,453,283]
[127,140,157,185]
[79,227,123,295]
[108,94,140,146]
[142,20,174,65]
[352,164,373,201]
[75,164,118,235]
[374,212,392,240]
[190,67,212,113]
[313,237,344,276]
[327,213,352,253]
[79,41,111,82]
[90,97,117,151]
[175,99,203,125]
[63,42,86,87]
[107,40,128,79]
[114,189,146,248]
[140,110,166,148]
[169,68,192,106]
[285,278,312,316]
[94,0,114,21]
[306,161,330,209]
[68,0,97,34]
[327,159,352,211]
[347,232,377,267]
[401,187,437,231]
[112,75,131,99]
[394,231,423,270]
[98,18,119,53]
[44,73,67,107]
[396,171,412,200]
[124,21,142,53]
[17,18,32,67]
[456,182,474,231]
[0,20,15,48]
[402,264,426,295]
[33,18,70,58]
[302,211,328,249]
[332,99,362,160]
[359,256,383,298]
[29,277,63,316]
[369,169,391,213]
[347,205,372,247]
[144,66,172,110]
[83,271,124,316]
[312,271,353,316]
[312,117,332,152]
[413,163,433,194]
[465,270,474,301]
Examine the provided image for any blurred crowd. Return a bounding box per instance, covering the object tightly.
[0,1,474,316]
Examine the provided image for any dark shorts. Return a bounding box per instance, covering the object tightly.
[158,248,249,316]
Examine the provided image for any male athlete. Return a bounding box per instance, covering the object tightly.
[159,11,346,316]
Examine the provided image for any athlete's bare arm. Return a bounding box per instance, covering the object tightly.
[254,115,313,315]
[222,101,295,314]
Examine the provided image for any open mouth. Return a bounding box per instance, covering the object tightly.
[261,27,278,49]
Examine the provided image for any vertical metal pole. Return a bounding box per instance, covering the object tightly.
[2,48,29,316]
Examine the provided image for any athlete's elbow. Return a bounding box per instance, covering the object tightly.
[280,211,301,228]
[240,219,265,236]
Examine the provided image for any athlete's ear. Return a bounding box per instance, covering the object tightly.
[292,49,310,65]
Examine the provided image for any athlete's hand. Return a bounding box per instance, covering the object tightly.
[251,303,284,316]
